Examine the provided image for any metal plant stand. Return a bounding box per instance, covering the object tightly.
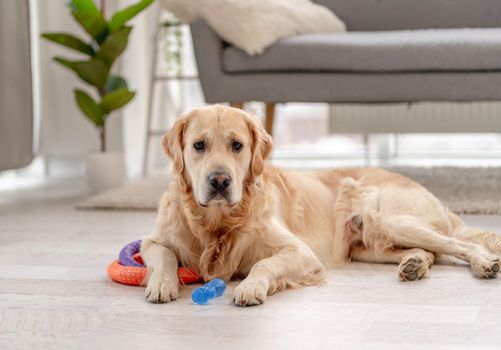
[142,12,198,175]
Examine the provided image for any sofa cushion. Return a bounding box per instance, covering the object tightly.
[223,28,501,73]
[161,0,346,56]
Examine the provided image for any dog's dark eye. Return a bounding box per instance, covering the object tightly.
[193,141,205,152]
[232,141,243,152]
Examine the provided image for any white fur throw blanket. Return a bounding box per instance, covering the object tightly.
[160,0,346,55]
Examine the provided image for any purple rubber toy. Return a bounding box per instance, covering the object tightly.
[118,240,144,267]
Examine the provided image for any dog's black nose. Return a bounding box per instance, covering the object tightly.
[208,171,231,192]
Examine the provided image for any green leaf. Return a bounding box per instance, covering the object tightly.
[108,0,155,32]
[162,18,180,28]
[54,57,109,87]
[105,74,128,93]
[69,0,100,15]
[72,11,108,44]
[54,56,77,71]
[42,32,95,56]
[74,59,109,87]
[96,27,132,67]
[74,89,105,127]
[100,88,135,113]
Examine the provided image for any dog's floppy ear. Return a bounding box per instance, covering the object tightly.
[248,115,273,177]
[162,114,189,174]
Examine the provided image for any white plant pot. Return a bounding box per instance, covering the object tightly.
[85,152,126,194]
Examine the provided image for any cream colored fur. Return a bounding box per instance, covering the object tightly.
[160,0,346,55]
[142,105,501,307]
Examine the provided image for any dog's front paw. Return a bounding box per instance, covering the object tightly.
[145,274,179,303]
[233,278,268,307]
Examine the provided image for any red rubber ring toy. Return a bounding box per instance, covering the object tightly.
[107,253,203,286]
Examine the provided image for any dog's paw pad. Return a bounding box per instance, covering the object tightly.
[399,256,428,282]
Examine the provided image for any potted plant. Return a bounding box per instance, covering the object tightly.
[42,0,154,193]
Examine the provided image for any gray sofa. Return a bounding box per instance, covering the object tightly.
[190,0,501,135]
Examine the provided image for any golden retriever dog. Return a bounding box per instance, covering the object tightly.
[141,105,501,306]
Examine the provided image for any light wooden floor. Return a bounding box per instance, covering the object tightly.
[2,179,501,349]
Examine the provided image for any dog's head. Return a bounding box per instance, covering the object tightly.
[162,105,273,207]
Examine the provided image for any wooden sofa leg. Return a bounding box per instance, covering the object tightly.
[230,102,244,109]
[265,103,276,136]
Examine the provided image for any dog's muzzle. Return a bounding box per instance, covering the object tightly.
[204,171,232,204]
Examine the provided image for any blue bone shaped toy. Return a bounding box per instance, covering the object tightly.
[192,279,226,304]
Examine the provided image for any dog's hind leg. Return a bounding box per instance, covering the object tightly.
[371,215,500,279]
[351,246,434,281]
[453,226,501,260]
[448,212,501,256]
